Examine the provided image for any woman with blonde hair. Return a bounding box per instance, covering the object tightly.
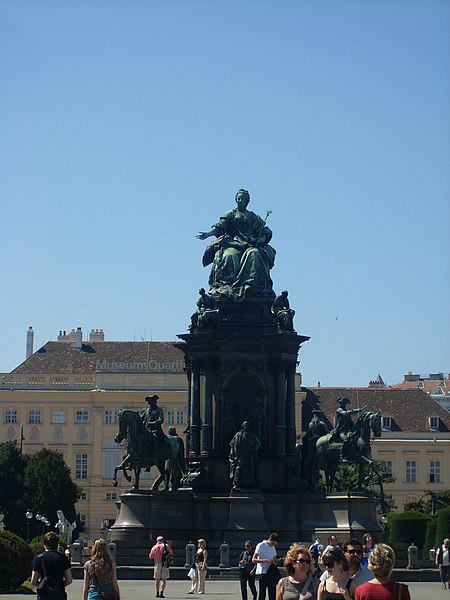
[355,544,410,600]
[83,539,120,600]
[188,538,208,595]
[276,544,318,600]
[317,547,356,600]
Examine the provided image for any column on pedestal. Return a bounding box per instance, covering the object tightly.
[189,362,201,457]
[275,364,286,457]
[201,367,213,456]
[286,362,297,456]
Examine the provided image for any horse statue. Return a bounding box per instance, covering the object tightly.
[315,411,382,493]
[113,409,182,491]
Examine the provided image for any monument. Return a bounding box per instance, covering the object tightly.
[109,189,382,562]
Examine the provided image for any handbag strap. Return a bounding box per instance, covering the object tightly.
[300,575,312,598]
[40,554,47,577]
[397,582,403,600]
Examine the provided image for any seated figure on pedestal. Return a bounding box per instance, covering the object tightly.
[271,290,295,331]
[196,189,276,302]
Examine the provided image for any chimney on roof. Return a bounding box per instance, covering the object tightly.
[26,326,34,359]
[89,328,105,342]
[404,373,420,382]
[429,373,444,380]
[75,326,82,349]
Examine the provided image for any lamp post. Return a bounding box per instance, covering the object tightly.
[26,510,33,542]
[381,515,388,539]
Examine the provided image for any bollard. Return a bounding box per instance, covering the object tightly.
[185,541,196,568]
[71,541,82,565]
[108,542,117,563]
[407,542,419,569]
[429,548,436,562]
[219,541,230,568]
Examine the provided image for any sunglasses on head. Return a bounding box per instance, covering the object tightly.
[347,550,362,555]
[296,558,311,565]
[324,561,335,568]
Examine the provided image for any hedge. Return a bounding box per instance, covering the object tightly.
[0,530,34,591]
[387,510,431,551]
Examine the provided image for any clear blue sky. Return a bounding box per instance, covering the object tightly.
[1,0,449,387]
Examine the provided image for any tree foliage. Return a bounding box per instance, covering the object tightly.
[0,443,81,539]
[0,442,26,532]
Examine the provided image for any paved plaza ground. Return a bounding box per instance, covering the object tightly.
[1,579,449,600]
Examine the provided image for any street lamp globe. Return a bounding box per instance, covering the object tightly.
[26,510,33,520]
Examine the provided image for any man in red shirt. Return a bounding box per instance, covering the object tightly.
[149,536,173,598]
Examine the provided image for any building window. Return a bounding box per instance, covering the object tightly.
[105,492,117,501]
[52,410,66,424]
[383,460,393,476]
[104,410,119,424]
[75,454,88,479]
[430,416,439,429]
[405,460,416,483]
[75,410,89,424]
[103,440,121,479]
[4,409,18,424]
[79,492,87,501]
[176,411,184,424]
[382,416,392,430]
[167,410,175,425]
[28,410,41,424]
[429,461,441,483]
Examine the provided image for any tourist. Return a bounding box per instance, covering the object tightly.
[149,535,173,598]
[276,544,318,600]
[188,538,208,595]
[322,535,340,555]
[309,538,325,578]
[83,539,120,600]
[253,532,279,600]
[436,538,450,589]
[317,547,356,600]
[361,535,374,568]
[320,539,371,587]
[31,531,72,600]
[239,540,257,600]
[354,544,410,600]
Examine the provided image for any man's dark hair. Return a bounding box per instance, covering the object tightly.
[268,533,279,542]
[343,538,363,552]
[43,532,59,551]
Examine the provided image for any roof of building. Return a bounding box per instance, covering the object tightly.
[392,375,450,396]
[12,341,186,375]
[302,386,450,433]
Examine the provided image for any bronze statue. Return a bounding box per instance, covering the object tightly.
[190,287,218,329]
[329,397,365,461]
[229,421,261,489]
[140,395,165,445]
[164,426,186,491]
[271,290,295,331]
[302,409,330,491]
[196,189,276,301]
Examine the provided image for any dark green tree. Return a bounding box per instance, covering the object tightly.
[23,448,81,537]
[0,442,27,534]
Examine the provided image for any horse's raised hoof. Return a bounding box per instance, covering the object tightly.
[125,474,131,482]
[112,480,118,487]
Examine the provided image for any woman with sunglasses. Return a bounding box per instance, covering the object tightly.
[361,535,374,568]
[317,547,356,600]
[276,544,318,600]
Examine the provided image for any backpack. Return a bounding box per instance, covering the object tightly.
[162,545,173,567]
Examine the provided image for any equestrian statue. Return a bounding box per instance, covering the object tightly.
[113,395,185,491]
[314,398,382,493]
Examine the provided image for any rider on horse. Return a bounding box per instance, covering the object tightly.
[140,395,166,446]
[329,397,364,462]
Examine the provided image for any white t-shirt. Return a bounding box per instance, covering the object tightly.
[441,547,450,566]
[254,540,276,575]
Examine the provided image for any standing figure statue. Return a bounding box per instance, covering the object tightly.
[56,510,77,545]
[271,290,295,331]
[229,421,261,490]
[329,397,365,462]
[302,410,330,491]
[196,189,276,301]
[140,395,165,446]
[164,426,186,491]
[190,287,218,329]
